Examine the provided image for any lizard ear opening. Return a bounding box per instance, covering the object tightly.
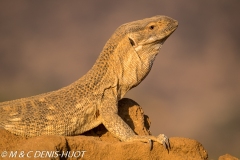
[128,37,136,47]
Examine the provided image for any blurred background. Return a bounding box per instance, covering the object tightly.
[0,1,239,159]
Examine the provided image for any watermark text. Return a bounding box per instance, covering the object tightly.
[1,150,86,158]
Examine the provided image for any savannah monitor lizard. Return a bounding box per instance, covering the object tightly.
[0,15,178,149]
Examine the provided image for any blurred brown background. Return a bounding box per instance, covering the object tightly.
[0,1,239,159]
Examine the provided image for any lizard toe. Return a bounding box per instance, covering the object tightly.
[157,134,170,150]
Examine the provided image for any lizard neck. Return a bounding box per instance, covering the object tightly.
[70,37,119,98]
[112,37,156,98]
[72,28,156,100]
[91,36,154,98]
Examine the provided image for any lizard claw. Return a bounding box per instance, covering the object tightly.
[157,134,170,150]
[149,139,153,150]
[148,134,170,151]
[165,137,170,149]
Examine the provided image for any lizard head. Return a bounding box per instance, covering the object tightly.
[126,15,178,62]
[111,15,178,92]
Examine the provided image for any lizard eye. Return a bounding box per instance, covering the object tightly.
[128,37,135,46]
[149,25,155,30]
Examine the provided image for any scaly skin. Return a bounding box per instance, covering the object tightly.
[0,15,178,148]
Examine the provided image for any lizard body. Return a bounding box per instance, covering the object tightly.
[0,15,178,147]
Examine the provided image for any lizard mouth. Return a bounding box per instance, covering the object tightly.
[148,35,172,52]
[131,22,178,52]
[155,22,178,44]
[153,38,166,45]
[142,30,175,46]
[152,24,178,45]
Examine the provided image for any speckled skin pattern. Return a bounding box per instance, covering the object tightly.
[0,15,178,147]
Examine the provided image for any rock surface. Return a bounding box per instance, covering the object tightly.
[0,98,209,160]
[218,154,239,160]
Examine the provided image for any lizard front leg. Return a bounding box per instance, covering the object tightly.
[99,90,170,149]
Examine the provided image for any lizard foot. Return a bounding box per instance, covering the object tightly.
[157,134,170,150]
[124,134,170,151]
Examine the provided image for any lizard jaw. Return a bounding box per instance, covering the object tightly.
[136,39,165,53]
